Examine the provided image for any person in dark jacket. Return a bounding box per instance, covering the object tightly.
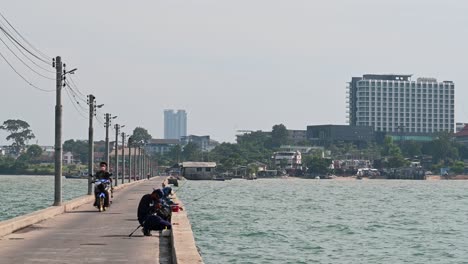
[93,161,112,207]
[137,189,172,236]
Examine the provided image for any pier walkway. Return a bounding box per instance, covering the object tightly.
[0,177,172,264]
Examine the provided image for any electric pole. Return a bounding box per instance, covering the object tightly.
[87,94,95,195]
[53,56,63,206]
[121,132,126,185]
[105,113,110,167]
[133,144,137,181]
[128,137,133,183]
[114,124,120,186]
[104,114,117,168]
[138,146,141,180]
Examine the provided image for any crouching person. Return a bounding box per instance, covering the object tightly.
[137,189,172,236]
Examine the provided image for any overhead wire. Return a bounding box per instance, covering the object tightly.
[0,19,54,74]
[65,80,87,104]
[68,75,87,97]
[0,11,51,61]
[0,48,54,92]
[0,34,54,80]
[0,25,49,65]
[64,86,88,119]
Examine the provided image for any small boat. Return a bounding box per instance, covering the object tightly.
[65,171,89,179]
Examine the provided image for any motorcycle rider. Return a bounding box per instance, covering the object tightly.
[93,161,112,207]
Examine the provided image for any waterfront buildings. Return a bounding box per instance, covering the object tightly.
[145,139,181,155]
[287,130,307,144]
[456,123,468,133]
[271,151,302,170]
[164,110,187,140]
[181,161,217,180]
[347,74,455,138]
[455,125,468,147]
[181,135,219,152]
[307,125,374,146]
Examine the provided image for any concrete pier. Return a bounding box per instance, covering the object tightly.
[0,177,172,263]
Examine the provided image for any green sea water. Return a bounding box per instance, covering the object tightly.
[177,178,468,264]
[0,175,88,221]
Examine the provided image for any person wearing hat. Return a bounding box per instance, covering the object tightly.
[137,189,172,236]
[93,161,113,207]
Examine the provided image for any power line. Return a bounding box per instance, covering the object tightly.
[0,49,54,92]
[64,86,88,119]
[0,22,55,74]
[0,11,51,61]
[65,80,87,104]
[0,25,49,65]
[68,75,87,97]
[0,34,54,80]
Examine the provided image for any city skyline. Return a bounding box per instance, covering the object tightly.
[164,109,187,140]
[1,1,468,146]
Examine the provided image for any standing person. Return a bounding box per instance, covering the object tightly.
[137,189,172,236]
[93,161,112,207]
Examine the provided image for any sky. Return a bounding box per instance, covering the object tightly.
[1,0,468,146]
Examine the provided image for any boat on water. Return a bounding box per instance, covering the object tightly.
[65,171,89,179]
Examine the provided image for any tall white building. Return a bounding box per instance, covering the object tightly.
[347,74,455,134]
[164,109,187,139]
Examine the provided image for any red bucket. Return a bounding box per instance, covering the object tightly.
[171,204,180,212]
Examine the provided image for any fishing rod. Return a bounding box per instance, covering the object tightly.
[172,179,189,195]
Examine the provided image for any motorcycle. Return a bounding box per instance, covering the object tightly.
[93,178,112,212]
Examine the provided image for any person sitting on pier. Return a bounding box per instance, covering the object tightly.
[137,189,172,236]
[93,161,112,207]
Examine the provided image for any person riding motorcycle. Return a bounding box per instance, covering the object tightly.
[93,161,112,208]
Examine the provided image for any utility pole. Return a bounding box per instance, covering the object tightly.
[121,132,126,185]
[128,137,132,183]
[138,146,142,180]
[105,113,110,167]
[53,56,63,206]
[104,114,117,168]
[53,58,77,206]
[87,94,95,195]
[114,124,120,186]
[133,144,137,181]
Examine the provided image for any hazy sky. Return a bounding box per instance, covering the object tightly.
[1,0,468,146]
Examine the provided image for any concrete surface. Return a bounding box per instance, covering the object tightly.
[0,177,172,264]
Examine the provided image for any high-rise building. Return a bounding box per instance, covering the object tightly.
[347,74,455,134]
[164,109,187,139]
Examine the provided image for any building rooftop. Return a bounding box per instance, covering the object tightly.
[455,125,468,137]
[362,74,412,81]
[149,139,180,144]
[181,162,217,168]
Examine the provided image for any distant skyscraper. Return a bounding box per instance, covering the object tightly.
[164,110,187,139]
[347,74,455,134]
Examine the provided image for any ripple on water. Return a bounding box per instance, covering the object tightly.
[0,175,88,221]
[178,179,468,264]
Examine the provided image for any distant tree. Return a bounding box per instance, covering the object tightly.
[451,161,465,174]
[381,136,407,168]
[182,142,201,161]
[63,139,88,163]
[400,140,422,158]
[429,132,459,164]
[303,155,331,175]
[167,145,182,163]
[26,144,43,160]
[0,119,35,155]
[270,124,289,148]
[209,143,245,171]
[131,127,152,145]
